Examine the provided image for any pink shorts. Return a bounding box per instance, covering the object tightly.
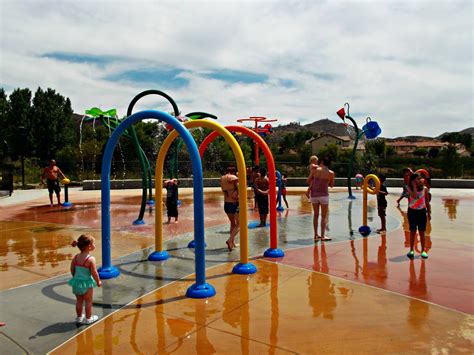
[310,196,329,205]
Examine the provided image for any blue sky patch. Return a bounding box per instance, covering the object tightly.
[41,52,116,66]
[106,69,189,88]
[312,72,337,81]
[203,69,268,84]
[279,79,297,88]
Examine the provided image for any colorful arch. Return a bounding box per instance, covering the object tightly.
[199,125,284,258]
[155,120,257,275]
[126,90,181,224]
[98,110,215,299]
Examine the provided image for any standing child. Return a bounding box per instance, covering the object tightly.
[305,155,319,199]
[281,173,289,209]
[164,178,179,223]
[250,166,260,210]
[254,167,269,227]
[355,173,364,189]
[396,168,413,206]
[376,174,388,233]
[68,235,101,324]
[406,173,431,259]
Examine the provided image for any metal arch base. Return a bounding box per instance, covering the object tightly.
[148,250,170,261]
[248,221,269,229]
[186,282,216,299]
[98,266,120,279]
[188,240,207,248]
[359,225,371,236]
[146,199,155,206]
[232,262,257,275]
[62,202,73,208]
[133,219,145,225]
[264,248,285,258]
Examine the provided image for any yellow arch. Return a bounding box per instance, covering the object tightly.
[155,120,249,263]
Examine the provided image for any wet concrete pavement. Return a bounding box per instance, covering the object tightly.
[0,187,473,353]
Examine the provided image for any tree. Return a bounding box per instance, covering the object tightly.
[386,146,396,156]
[413,147,428,157]
[441,132,472,149]
[294,130,313,148]
[5,88,32,160]
[298,144,312,165]
[317,143,340,163]
[427,148,439,159]
[280,133,294,153]
[0,89,10,157]
[365,138,386,158]
[31,88,74,163]
[440,144,460,178]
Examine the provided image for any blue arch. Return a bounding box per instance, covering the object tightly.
[98,110,214,298]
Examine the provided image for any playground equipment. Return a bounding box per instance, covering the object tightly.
[154,120,258,274]
[99,109,216,299]
[166,112,218,180]
[83,106,154,225]
[199,125,284,258]
[61,178,72,207]
[236,116,277,166]
[126,90,185,221]
[358,174,381,236]
[337,103,382,199]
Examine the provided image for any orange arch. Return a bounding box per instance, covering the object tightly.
[199,125,279,250]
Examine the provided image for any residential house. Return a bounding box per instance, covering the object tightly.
[306,133,365,155]
[385,140,469,157]
[386,140,441,156]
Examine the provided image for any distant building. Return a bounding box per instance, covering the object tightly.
[385,140,468,157]
[306,133,365,155]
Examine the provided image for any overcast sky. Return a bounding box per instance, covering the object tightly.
[1,0,472,138]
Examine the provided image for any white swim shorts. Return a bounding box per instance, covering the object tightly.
[310,196,329,205]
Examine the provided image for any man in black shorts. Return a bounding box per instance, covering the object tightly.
[220,166,239,251]
[41,159,66,206]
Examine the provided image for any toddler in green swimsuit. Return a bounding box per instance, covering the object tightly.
[68,234,102,324]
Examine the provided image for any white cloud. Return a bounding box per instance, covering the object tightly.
[0,0,472,137]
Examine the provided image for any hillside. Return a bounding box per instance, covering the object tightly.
[436,127,474,139]
[271,118,356,140]
[271,118,473,143]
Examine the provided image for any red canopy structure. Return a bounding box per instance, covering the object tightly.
[236,116,278,166]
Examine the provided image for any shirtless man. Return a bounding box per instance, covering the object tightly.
[308,157,335,242]
[220,166,239,251]
[41,159,66,206]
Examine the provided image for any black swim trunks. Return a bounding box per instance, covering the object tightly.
[47,179,61,194]
[224,202,239,214]
[256,194,269,215]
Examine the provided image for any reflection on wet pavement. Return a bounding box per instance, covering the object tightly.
[1,188,473,353]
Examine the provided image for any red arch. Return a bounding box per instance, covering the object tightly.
[199,125,278,250]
